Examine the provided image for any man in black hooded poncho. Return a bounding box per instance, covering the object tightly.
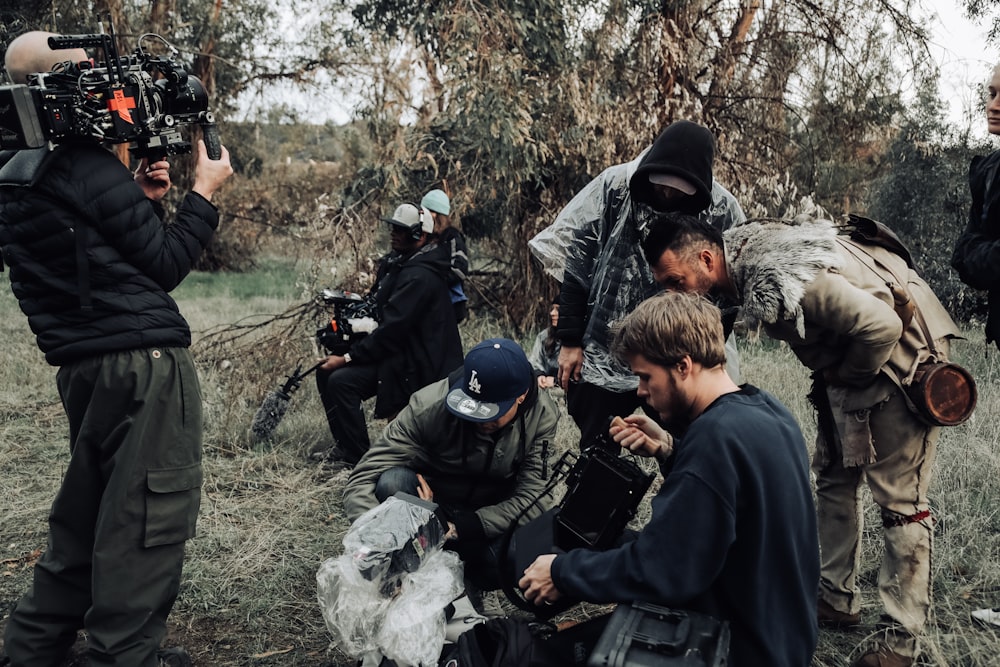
[528,120,745,448]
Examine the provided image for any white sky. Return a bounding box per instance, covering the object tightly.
[928,3,996,137]
[240,3,999,135]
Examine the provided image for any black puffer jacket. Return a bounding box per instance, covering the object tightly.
[350,242,464,417]
[952,150,1000,349]
[0,143,218,365]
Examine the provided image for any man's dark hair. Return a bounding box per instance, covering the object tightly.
[641,212,724,266]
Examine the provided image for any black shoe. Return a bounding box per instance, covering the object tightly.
[311,446,358,463]
[325,446,360,467]
[158,647,192,667]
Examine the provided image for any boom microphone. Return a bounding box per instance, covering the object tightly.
[249,361,323,444]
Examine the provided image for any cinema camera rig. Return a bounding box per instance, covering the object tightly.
[0,23,221,160]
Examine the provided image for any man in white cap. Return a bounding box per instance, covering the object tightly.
[421,188,470,322]
[343,337,559,602]
[316,203,462,466]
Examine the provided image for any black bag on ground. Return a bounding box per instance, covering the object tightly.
[587,601,730,667]
[438,618,575,667]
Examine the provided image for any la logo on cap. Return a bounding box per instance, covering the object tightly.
[468,369,482,395]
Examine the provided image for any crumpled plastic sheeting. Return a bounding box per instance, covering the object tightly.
[376,550,465,666]
[317,496,463,666]
[528,154,745,391]
[317,555,394,655]
[341,495,445,588]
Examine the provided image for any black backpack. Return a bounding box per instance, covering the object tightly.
[438,618,587,667]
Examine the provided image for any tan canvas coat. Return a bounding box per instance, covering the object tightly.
[726,218,961,410]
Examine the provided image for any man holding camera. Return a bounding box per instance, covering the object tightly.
[519,291,819,667]
[0,31,233,667]
[636,212,962,667]
[316,203,463,466]
[345,338,559,608]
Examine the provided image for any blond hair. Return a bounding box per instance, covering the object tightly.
[611,291,726,368]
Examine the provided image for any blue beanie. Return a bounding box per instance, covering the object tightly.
[421,189,451,215]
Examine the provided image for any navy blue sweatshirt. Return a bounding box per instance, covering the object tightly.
[552,386,819,667]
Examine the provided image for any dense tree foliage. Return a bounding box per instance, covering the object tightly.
[328,0,944,326]
[2,1,994,326]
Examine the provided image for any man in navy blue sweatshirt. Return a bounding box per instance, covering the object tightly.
[519,291,819,667]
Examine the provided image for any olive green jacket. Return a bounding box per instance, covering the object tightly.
[343,377,560,542]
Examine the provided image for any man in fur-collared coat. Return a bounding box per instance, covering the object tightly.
[639,212,963,667]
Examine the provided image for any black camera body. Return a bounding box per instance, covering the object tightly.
[0,28,220,160]
[315,288,379,356]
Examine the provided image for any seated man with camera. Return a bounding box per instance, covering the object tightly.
[316,203,463,466]
[344,338,559,608]
[519,292,819,667]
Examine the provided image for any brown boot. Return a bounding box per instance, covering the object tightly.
[850,647,914,667]
[818,598,861,628]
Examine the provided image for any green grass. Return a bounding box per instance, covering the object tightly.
[2,261,1000,665]
[175,258,312,302]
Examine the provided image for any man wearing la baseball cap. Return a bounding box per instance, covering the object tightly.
[343,337,560,611]
[445,338,533,426]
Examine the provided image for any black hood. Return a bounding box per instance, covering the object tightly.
[629,120,715,214]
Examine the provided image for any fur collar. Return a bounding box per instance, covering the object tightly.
[724,216,843,336]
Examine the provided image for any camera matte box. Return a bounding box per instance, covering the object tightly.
[0,85,46,149]
[588,601,730,667]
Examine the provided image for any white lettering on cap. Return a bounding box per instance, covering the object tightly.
[468,369,482,395]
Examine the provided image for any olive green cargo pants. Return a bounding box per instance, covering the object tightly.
[3,348,203,667]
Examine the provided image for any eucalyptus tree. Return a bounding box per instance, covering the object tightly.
[331,0,939,324]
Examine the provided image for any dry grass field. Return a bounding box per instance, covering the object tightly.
[2,259,1000,665]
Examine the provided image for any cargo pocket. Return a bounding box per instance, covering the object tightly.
[145,463,203,548]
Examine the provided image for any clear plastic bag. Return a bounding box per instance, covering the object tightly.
[377,550,465,666]
[318,495,464,666]
[343,494,446,592]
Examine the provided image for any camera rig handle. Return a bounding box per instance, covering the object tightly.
[48,29,123,82]
[48,34,108,49]
[199,112,222,160]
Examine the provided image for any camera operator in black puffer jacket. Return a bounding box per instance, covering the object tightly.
[315,202,463,466]
[0,31,233,667]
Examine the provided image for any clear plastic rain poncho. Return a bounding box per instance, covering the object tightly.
[317,495,465,667]
[528,153,745,391]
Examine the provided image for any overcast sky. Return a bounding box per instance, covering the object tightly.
[241,3,1000,136]
[930,3,996,136]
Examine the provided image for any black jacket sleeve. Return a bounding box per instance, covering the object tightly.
[348,264,440,364]
[556,273,588,347]
[953,153,1000,291]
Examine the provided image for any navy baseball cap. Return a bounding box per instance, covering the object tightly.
[446,338,533,422]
